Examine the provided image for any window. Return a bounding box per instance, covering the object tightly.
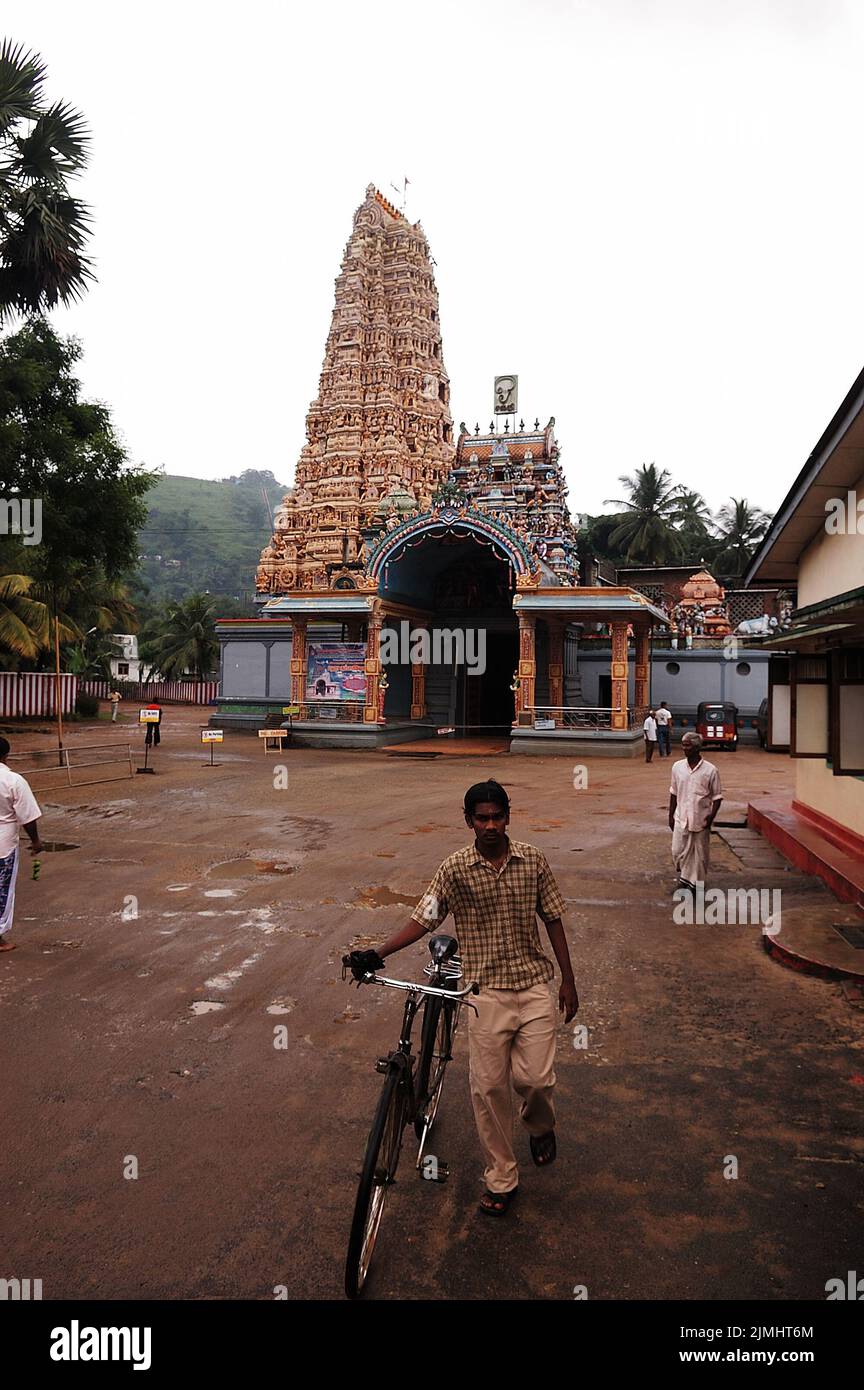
[791,655,829,758]
[117,662,129,675]
[736,662,751,676]
[832,648,864,776]
[666,661,680,675]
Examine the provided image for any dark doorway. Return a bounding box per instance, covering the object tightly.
[459,630,518,735]
[598,674,612,709]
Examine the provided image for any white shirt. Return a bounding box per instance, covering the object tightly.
[0,763,42,858]
[670,757,722,832]
[643,716,657,741]
[655,707,671,726]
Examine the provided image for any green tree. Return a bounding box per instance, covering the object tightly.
[139,593,219,683]
[672,489,717,564]
[0,568,47,664]
[712,498,771,580]
[0,39,93,320]
[604,463,685,565]
[0,318,155,584]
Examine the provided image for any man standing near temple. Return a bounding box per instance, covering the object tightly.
[668,733,723,892]
[655,701,672,757]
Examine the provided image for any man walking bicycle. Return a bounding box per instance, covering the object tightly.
[348,779,577,1217]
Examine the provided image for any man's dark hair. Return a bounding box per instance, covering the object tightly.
[0,736,9,760]
[464,779,510,816]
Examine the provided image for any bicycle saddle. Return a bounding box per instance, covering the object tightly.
[428,934,458,963]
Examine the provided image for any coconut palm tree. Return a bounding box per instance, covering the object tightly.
[672,489,717,563]
[0,569,49,664]
[604,463,685,565]
[0,39,93,320]
[712,498,771,580]
[140,594,219,684]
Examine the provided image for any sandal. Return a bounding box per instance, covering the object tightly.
[478,1187,518,1217]
[530,1131,557,1167]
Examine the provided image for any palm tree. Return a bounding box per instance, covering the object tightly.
[0,39,93,320]
[140,594,219,684]
[604,463,685,565]
[712,498,771,580]
[672,489,717,564]
[0,570,49,664]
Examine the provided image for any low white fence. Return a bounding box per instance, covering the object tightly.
[0,672,78,718]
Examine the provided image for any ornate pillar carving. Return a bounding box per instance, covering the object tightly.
[610,620,629,731]
[364,606,383,724]
[548,620,564,715]
[410,625,427,720]
[290,618,307,710]
[515,612,536,725]
[634,626,650,714]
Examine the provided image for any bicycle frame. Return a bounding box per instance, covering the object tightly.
[353,969,478,1167]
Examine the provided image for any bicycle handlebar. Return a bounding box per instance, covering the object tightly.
[355,971,479,1000]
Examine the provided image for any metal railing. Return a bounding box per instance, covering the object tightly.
[528,706,649,732]
[8,741,134,788]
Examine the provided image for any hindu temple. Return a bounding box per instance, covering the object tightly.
[214,185,714,755]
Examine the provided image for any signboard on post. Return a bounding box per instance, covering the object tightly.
[494,374,518,415]
[139,708,160,723]
[282,705,301,717]
[201,730,223,743]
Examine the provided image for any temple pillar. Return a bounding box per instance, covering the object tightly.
[610,620,629,730]
[364,608,384,724]
[515,613,536,725]
[290,618,307,709]
[548,620,564,716]
[410,625,427,720]
[634,626,650,714]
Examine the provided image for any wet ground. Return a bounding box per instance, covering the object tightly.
[2,706,862,1300]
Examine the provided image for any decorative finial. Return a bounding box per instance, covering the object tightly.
[534,417,540,429]
[504,419,510,432]
[489,421,495,432]
[519,419,525,431]
[474,422,480,434]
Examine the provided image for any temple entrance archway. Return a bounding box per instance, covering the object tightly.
[378,527,518,736]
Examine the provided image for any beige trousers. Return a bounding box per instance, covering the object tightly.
[467,981,558,1194]
[671,822,710,886]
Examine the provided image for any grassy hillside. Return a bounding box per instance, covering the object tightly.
[137,469,288,605]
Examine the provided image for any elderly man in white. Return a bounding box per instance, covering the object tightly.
[0,735,43,954]
[668,732,722,890]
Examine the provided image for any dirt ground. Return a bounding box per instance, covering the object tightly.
[2,706,862,1301]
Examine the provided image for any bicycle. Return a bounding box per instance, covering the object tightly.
[341,934,479,1299]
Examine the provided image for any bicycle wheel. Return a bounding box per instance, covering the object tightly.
[414,997,454,1139]
[345,1066,407,1299]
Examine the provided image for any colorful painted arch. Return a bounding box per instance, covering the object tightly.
[366,505,535,580]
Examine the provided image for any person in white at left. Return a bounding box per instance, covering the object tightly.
[0,735,43,954]
[643,710,658,763]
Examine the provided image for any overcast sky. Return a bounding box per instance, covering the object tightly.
[6,0,864,519]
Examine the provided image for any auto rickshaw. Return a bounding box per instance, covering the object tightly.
[695,701,738,750]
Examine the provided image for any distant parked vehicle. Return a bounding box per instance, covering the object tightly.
[755,697,768,749]
[696,701,738,751]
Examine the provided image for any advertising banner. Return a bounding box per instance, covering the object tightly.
[305,643,367,701]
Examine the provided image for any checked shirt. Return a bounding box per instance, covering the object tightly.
[410,839,566,991]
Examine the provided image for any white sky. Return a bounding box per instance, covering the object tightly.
[6,0,864,519]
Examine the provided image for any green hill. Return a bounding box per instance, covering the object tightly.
[137,469,289,606]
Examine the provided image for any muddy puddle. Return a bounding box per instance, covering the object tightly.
[353,885,418,909]
[208,857,296,880]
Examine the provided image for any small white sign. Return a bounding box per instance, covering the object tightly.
[139,708,160,723]
[202,730,223,743]
[534,718,556,730]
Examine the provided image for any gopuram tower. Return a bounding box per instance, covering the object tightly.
[256,184,455,594]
